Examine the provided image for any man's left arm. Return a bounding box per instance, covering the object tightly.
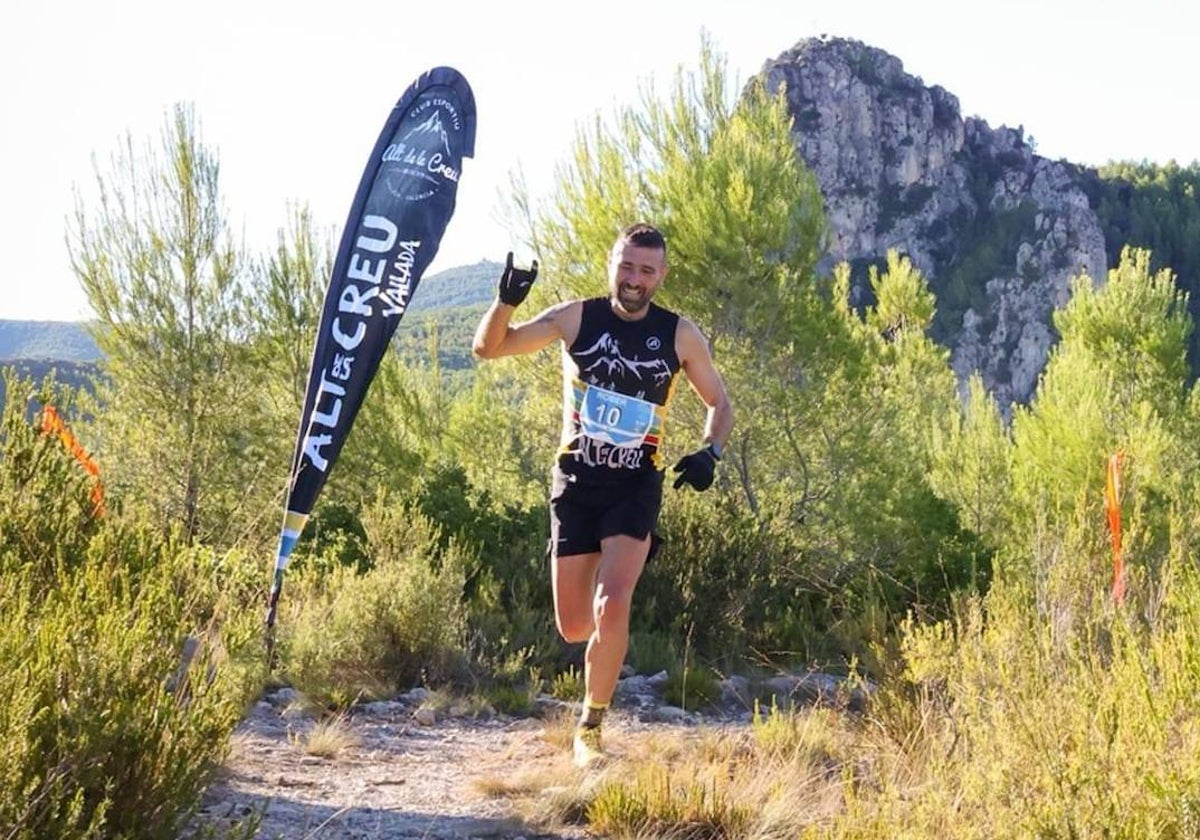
[677,318,733,451]
[670,318,733,491]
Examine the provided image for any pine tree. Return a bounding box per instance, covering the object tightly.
[69,104,259,545]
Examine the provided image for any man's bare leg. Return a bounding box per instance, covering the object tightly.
[583,533,650,705]
[551,551,601,644]
[551,534,650,765]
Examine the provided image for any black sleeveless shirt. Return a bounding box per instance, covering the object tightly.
[557,297,681,482]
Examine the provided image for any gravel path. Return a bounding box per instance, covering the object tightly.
[189,691,609,839]
[190,670,831,839]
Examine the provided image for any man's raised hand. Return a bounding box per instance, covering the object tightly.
[498,252,539,307]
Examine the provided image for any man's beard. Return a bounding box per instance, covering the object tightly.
[616,286,649,313]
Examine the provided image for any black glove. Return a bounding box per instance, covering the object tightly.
[498,251,539,307]
[672,445,719,491]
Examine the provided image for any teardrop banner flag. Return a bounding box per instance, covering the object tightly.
[266,67,476,645]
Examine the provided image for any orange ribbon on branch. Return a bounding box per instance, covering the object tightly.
[41,405,106,517]
[1105,451,1125,605]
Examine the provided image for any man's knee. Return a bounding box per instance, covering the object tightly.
[551,549,601,643]
[592,588,633,634]
[556,612,594,644]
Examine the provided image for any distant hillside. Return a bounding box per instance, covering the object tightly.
[394,259,498,369]
[0,320,99,362]
[0,261,499,379]
[410,259,498,313]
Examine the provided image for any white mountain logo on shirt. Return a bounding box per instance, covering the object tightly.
[575,332,672,395]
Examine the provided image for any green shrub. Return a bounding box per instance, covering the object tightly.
[475,650,543,715]
[549,665,585,701]
[662,664,721,712]
[751,699,843,763]
[0,558,252,839]
[400,462,566,678]
[642,490,784,664]
[278,505,469,707]
[626,630,677,676]
[878,563,1200,837]
[0,373,105,589]
[0,370,259,838]
[485,684,535,716]
[586,766,752,839]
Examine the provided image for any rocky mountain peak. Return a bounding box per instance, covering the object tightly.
[761,36,1108,407]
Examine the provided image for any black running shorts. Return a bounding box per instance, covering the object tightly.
[548,466,664,559]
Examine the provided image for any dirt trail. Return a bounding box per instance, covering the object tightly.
[193,695,601,839]
[192,666,859,838]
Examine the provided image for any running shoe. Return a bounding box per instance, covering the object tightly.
[573,725,604,768]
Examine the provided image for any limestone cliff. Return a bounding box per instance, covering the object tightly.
[759,37,1109,407]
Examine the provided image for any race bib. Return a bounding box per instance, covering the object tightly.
[578,383,655,448]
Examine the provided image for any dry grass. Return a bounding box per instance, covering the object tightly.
[472,712,606,833]
[416,686,455,715]
[539,704,579,751]
[474,765,562,798]
[292,713,360,759]
[476,575,1200,839]
[483,710,858,838]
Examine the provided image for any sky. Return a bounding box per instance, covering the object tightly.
[2,0,1197,322]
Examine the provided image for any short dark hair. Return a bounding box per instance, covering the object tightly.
[616,222,667,257]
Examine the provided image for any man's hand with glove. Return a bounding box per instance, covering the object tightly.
[498,252,539,307]
[672,442,722,491]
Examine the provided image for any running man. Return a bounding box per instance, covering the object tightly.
[472,223,733,766]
